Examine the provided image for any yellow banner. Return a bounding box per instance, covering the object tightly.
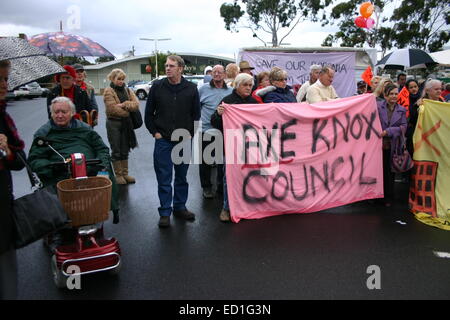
[411,99,450,230]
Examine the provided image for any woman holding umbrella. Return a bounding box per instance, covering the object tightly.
[0,59,26,299]
[0,36,65,299]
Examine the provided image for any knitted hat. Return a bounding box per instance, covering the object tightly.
[55,65,77,82]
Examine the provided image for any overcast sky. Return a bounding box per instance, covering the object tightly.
[0,0,339,60]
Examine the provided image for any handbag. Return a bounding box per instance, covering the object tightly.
[12,153,70,249]
[391,135,414,173]
[13,186,70,249]
[125,87,143,129]
[129,109,143,129]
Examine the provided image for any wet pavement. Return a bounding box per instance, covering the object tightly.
[7,96,450,300]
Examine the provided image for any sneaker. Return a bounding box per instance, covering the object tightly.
[173,209,195,221]
[158,216,170,228]
[219,209,231,222]
[203,188,214,199]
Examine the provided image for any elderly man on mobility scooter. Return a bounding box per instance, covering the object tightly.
[28,97,121,287]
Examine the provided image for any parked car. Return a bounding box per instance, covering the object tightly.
[132,81,151,100]
[13,87,30,100]
[19,82,45,99]
[132,76,166,100]
[185,75,205,87]
[41,87,51,97]
[131,75,205,100]
[127,80,145,88]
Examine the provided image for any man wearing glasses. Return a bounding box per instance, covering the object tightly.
[198,65,232,199]
[145,55,200,228]
[306,66,339,104]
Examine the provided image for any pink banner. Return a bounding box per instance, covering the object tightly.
[223,94,384,223]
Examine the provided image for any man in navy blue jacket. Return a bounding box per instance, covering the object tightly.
[145,55,200,228]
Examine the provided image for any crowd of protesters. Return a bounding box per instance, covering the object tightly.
[194,61,449,215]
[2,51,450,297]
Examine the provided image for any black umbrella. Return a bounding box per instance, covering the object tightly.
[0,37,66,90]
[376,48,437,70]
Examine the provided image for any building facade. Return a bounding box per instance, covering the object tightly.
[84,53,234,93]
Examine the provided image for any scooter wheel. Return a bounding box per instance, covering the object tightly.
[108,260,122,276]
[51,255,68,289]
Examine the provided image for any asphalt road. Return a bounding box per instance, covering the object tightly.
[6,96,450,300]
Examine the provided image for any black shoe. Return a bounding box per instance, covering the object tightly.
[158,216,170,228]
[173,209,195,221]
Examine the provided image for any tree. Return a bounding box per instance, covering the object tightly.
[95,56,115,64]
[389,0,450,52]
[220,0,330,47]
[322,0,450,54]
[149,51,175,77]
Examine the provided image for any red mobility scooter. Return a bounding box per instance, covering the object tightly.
[38,138,121,288]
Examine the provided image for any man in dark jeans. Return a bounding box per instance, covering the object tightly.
[198,65,232,199]
[145,55,200,228]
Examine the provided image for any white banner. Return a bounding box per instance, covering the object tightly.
[239,51,356,98]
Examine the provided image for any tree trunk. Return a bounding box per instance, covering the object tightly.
[272,15,278,47]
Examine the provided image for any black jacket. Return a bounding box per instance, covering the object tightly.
[210,89,258,132]
[145,77,200,141]
[46,85,93,119]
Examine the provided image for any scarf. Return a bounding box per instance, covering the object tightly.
[78,81,87,91]
[61,86,75,102]
[110,82,129,103]
[109,83,137,150]
[0,100,25,152]
[409,91,421,109]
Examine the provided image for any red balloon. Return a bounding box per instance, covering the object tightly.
[355,16,367,28]
[145,65,152,73]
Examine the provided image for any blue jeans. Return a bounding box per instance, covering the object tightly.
[153,138,190,216]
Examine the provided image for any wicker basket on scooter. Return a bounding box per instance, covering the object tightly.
[56,177,112,227]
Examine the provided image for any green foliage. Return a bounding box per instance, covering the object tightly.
[149,51,175,76]
[322,0,450,53]
[390,0,450,51]
[220,2,245,31]
[95,56,114,64]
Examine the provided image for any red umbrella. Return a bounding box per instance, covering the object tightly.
[29,32,114,58]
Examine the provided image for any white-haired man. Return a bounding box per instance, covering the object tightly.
[306,66,339,104]
[296,64,322,103]
[198,64,232,199]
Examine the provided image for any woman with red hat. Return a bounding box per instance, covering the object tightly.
[46,65,94,123]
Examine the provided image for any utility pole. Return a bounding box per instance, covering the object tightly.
[139,38,171,78]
